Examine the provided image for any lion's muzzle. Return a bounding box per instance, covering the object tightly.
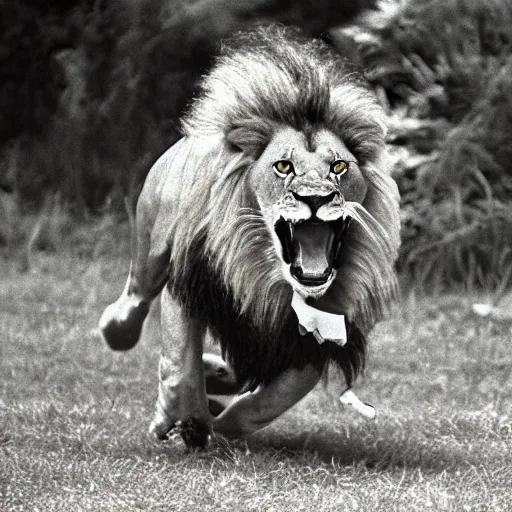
[273,188,351,294]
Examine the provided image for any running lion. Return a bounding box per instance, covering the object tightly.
[100,25,400,448]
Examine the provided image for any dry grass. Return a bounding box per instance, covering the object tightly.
[1,222,511,511]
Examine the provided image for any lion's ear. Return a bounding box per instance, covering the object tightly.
[226,124,271,159]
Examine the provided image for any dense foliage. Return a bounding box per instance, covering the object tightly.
[1,0,512,288]
[0,2,74,142]
[0,0,375,208]
[341,0,512,288]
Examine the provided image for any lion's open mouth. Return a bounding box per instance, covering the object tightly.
[275,217,351,287]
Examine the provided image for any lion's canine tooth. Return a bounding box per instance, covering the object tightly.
[316,194,345,222]
[275,192,311,223]
[274,217,296,264]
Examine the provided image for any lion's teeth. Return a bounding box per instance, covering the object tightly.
[316,195,345,222]
[274,217,296,264]
[275,192,312,223]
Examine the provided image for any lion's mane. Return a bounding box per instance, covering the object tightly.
[162,25,400,390]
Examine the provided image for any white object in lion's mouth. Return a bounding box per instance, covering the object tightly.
[339,388,376,419]
[291,291,346,346]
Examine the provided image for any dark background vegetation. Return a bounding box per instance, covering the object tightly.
[1,0,512,291]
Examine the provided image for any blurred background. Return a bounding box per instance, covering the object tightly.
[1,0,512,295]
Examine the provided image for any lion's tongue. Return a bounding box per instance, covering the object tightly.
[293,223,333,279]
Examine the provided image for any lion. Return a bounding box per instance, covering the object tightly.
[99,25,400,448]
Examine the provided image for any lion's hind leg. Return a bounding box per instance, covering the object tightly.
[99,190,170,351]
[99,265,151,350]
[100,146,175,351]
[100,252,168,351]
[213,365,321,438]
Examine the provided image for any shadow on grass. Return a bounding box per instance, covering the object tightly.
[245,426,471,472]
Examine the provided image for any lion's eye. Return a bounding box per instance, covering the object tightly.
[330,160,348,175]
[273,160,294,177]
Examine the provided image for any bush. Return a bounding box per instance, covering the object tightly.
[3,0,376,212]
[7,0,511,289]
[339,0,512,289]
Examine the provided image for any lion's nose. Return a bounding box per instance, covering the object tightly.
[292,192,336,214]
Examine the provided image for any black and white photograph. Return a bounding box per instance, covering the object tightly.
[1,0,511,510]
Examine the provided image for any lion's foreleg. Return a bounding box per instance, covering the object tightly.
[212,365,321,438]
[149,287,211,448]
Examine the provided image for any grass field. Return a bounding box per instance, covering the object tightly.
[1,220,511,511]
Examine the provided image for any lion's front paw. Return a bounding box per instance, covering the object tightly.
[176,418,211,449]
[149,411,174,440]
[149,414,211,449]
[99,294,149,350]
